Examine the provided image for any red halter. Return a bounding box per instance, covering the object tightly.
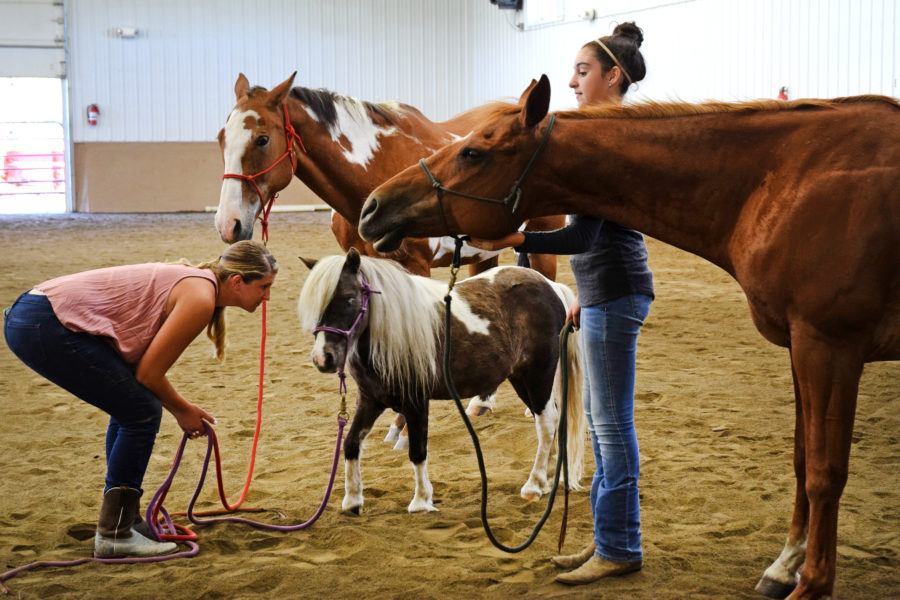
[222,102,306,241]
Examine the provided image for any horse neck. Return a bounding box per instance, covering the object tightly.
[534,113,788,274]
[287,96,451,223]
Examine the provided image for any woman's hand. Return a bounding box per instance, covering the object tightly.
[566,299,581,329]
[468,232,526,251]
[171,402,217,439]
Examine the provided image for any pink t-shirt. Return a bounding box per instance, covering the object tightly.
[35,263,219,364]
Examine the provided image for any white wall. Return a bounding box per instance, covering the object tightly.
[66,0,899,143]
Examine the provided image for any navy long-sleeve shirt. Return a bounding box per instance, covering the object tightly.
[516,214,654,306]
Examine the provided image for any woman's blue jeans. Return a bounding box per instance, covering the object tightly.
[580,294,652,563]
[4,293,162,493]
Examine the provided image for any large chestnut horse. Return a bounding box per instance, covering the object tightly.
[358,75,900,599]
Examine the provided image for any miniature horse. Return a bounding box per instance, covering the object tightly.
[359,75,900,598]
[216,72,566,423]
[298,248,585,513]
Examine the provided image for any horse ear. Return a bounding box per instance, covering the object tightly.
[269,72,297,108]
[518,79,538,104]
[345,247,361,273]
[519,74,551,128]
[298,256,317,270]
[235,73,250,101]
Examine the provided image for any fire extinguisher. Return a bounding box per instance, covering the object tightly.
[777,86,789,101]
[87,104,100,126]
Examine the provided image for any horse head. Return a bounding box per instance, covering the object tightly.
[215,72,299,243]
[359,75,553,252]
[300,248,370,374]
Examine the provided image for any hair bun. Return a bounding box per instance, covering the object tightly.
[613,22,644,47]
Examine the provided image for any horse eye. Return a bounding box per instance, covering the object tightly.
[460,147,483,161]
[255,136,269,147]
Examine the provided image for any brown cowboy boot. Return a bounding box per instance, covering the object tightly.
[555,554,643,585]
[94,486,176,558]
[551,541,597,569]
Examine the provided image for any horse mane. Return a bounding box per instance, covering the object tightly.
[555,95,900,121]
[288,86,402,129]
[298,255,444,398]
[469,95,900,124]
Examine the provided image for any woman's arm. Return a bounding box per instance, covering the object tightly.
[135,277,217,437]
[470,215,604,255]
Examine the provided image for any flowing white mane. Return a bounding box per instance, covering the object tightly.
[298,255,444,397]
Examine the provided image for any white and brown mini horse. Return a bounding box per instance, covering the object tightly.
[358,75,900,599]
[216,73,566,422]
[298,248,585,513]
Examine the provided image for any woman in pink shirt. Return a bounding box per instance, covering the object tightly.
[3,240,277,558]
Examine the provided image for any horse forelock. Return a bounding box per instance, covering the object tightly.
[554,95,900,121]
[359,257,442,398]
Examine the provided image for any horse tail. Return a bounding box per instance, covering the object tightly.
[551,282,586,490]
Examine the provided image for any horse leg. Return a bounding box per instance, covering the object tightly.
[511,377,558,501]
[757,359,810,599]
[468,254,498,277]
[780,332,862,600]
[342,397,386,515]
[404,401,437,513]
[526,253,557,281]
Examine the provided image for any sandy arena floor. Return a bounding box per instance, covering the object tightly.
[0,212,896,599]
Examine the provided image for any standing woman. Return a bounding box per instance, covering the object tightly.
[470,22,653,585]
[3,240,277,558]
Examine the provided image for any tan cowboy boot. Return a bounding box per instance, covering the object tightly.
[555,555,642,585]
[94,487,177,558]
[551,541,597,569]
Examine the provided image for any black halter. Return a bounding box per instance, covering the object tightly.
[418,114,556,235]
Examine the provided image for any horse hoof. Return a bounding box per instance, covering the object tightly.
[465,406,493,417]
[408,501,438,513]
[524,407,533,418]
[343,506,361,516]
[755,575,796,599]
[520,491,542,502]
[393,437,409,451]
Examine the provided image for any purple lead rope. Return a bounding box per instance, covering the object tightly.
[2,415,347,594]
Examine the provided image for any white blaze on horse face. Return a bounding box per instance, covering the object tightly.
[311,332,330,369]
[215,108,260,236]
[303,98,395,168]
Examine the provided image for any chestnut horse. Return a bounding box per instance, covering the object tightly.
[359,75,900,599]
[214,73,565,424]
[298,248,585,513]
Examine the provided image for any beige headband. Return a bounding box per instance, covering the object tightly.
[594,38,633,85]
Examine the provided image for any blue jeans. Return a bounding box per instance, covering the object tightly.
[4,293,162,493]
[580,294,652,563]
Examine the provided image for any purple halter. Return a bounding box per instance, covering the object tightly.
[312,272,381,394]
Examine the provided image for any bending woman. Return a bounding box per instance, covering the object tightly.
[4,240,277,558]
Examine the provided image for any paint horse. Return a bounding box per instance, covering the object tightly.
[215,72,566,422]
[359,75,900,599]
[298,248,585,513]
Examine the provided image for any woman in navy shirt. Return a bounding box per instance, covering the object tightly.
[471,22,654,586]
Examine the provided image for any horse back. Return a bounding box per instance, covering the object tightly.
[443,267,568,392]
